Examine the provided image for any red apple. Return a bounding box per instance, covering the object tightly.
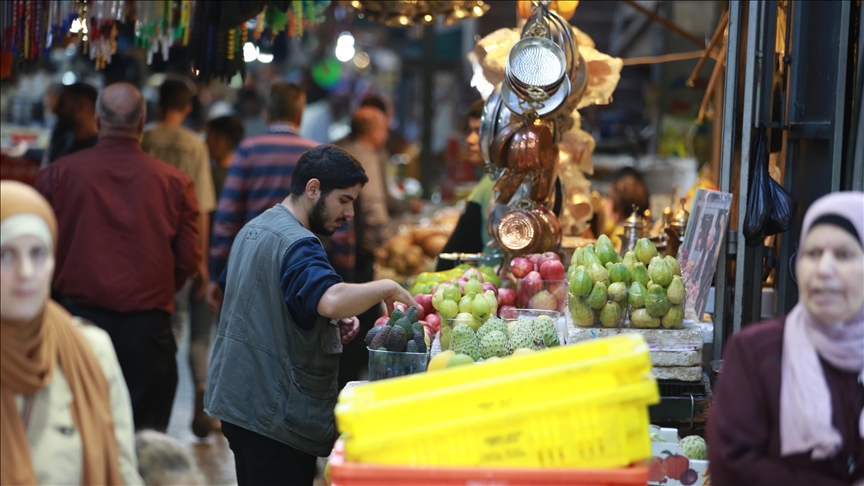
[454,277,468,294]
[539,260,566,281]
[423,325,434,343]
[541,251,561,262]
[374,316,389,326]
[510,257,534,279]
[425,313,441,333]
[528,290,559,311]
[521,271,544,295]
[461,268,485,283]
[415,294,434,315]
[497,288,517,307]
[548,281,567,308]
[482,282,498,294]
[393,302,408,313]
[516,286,531,307]
[416,304,426,320]
[498,305,518,319]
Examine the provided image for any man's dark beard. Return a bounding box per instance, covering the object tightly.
[308,197,346,236]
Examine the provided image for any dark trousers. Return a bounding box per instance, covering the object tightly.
[338,258,381,389]
[58,297,178,432]
[221,421,317,486]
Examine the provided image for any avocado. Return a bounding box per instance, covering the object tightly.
[387,309,404,326]
[370,327,391,350]
[365,326,384,347]
[385,325,408,352]
[395,317,414,339]
[411,321,424,335]
[412,329,427,353]
[404,306,420,323]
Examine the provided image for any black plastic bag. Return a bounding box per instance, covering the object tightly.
[764,175,797,235]
[743,127,797,244]
[744,128,771,244]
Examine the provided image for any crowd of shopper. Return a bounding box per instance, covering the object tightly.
[1,76,419,485]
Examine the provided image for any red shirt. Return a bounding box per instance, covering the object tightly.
[35,138,201,314]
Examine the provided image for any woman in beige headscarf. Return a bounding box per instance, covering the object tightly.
[0,181,141,485]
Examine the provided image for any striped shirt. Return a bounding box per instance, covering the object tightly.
[209,126,319,281]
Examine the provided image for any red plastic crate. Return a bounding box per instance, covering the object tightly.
[329,443,649,486]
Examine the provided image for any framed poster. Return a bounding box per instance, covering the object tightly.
[676,189,733,321]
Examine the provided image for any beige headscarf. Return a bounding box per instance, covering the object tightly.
[0,181,122,485]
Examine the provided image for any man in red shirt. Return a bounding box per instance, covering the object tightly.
[35,82,201,432]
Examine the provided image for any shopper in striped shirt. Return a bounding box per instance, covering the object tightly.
[206,83,318,310]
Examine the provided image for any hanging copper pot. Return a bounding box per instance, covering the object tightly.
[530,154,559,204]
[489,122,520,169]
[493,168,523,206]
[497,208,544,254]
[509,122,553,174]
[532,205,562,252]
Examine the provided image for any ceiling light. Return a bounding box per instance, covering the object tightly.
[243,42,260,63]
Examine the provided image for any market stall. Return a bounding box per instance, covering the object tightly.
[332,1,724,484]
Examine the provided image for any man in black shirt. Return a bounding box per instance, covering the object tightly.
[43,83,99,166]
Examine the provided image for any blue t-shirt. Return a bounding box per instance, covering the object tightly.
[218,236,342,331]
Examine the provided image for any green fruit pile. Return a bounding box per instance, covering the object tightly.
[432,273,499,351]
[364,306,429,354]
[627,238,685,329]
[445,316,560,363]
[567,235,627,328]
[567,237,686,329]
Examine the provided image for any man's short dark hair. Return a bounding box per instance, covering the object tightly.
[207,116,245,150]
[60,83,98,110]
[290,145,369,197]
[609,167,650,216]
[468,99,484,119]
[158,79,193,113]
[267,82,306,123]
[360,95,388,116]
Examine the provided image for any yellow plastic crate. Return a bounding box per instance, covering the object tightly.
[336,348,652,439]
[342,379,658,468]
[338,334,650,407]
[335,335,659,469]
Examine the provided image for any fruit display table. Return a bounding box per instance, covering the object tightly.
[565,319,714,429]
[567,320,704,381]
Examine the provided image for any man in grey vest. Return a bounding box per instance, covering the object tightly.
[204,144,416,485]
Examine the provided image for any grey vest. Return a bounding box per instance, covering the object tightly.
[204,204,343,457]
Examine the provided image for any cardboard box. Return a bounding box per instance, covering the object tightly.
[648,427,710,486]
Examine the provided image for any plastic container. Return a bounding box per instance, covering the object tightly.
[366,347,429,381]
[500,308,566,345]
[337,335,659,469]
[329,442,650,486]
[568,290,629,328]
[516,279,567,313]
[440,316,485,352]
